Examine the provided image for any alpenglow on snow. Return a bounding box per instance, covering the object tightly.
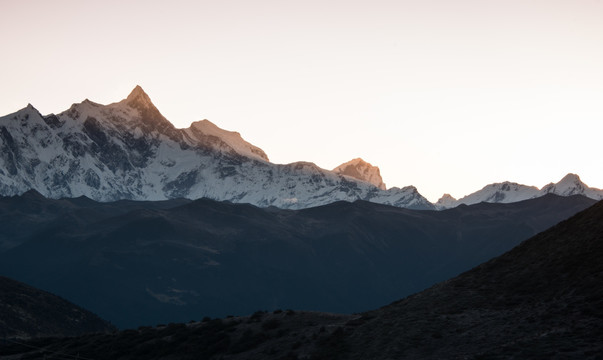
[0,86,433,210]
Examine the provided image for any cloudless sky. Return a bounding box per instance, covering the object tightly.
[1,0,602,201]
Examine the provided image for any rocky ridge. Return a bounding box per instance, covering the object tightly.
[0,86,432,210]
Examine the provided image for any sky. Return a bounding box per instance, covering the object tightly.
[1,0,602,202]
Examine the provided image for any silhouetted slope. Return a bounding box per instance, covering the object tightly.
[334,200,603,359]
[0,276,115,339]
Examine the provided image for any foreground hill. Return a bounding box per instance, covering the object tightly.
[0,192,594,328]
[339,199,603,359]
[2,197,601,359]
[0,276,115,339]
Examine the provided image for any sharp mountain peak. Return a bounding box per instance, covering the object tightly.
[333,158,387,190]
[558,172,582,184]
[125,85,157,109]
[126,85,149,101]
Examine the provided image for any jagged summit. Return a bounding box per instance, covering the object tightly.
[119,85,177,135]
[560,172,581,182]
[333,158,386,190]
[435,193,457,209]
[0,87,432,210]
[125,85,153,107]
[18,103,44,117]
[541,173,603,199]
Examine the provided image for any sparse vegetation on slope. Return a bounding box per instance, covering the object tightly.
[0,276,115,339]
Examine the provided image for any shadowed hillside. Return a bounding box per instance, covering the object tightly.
[1,201,602,359]
[0,276,115,339]
[332,199,603,359]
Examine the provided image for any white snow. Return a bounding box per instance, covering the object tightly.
[185,119,269,162]
[0,87,432,210]
[2,86,599,211]
[436,174,603,209]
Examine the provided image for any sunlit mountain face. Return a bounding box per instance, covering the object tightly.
[0,86,434,210]
[1,87,601,213]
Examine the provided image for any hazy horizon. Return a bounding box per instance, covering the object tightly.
[2,0,602,201]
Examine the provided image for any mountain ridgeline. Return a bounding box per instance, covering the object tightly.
[0,86,431,210]
[0,191,595,329]
[1,86,602,210]
[436,173,603,208]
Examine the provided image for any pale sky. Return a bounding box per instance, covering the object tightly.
[1,0,602,202]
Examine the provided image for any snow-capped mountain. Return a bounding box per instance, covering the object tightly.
[437,174,603,209]
[451,182,541,207]
[333,158,386,190]
[435,194,457,209]
[540,173,603,200]
[0,86,433,210]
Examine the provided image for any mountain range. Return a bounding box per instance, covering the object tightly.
[0,86,430,210]
[0,190,594,328]
[2,193,601,359]
[436,173,603,209]
[1,86,602,210]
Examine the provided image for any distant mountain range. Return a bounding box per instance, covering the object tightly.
[3,192,601,359]
[0,190,594,328]
[1,86,602,210]
[436,173,603,209]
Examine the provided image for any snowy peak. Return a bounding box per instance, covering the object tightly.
[119,86,177,136]
[437,173,603,209]
[16,103,43,118]
[435,194,457,209]
[185,119,269,161]
[541,173,585,196]
[451,182,541,207]
[2,86,436,210]
[333,158,386,190]
[541,173,603,199]
[560,173,582,183]
[1,103,47,129]
[125,85,153,109]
